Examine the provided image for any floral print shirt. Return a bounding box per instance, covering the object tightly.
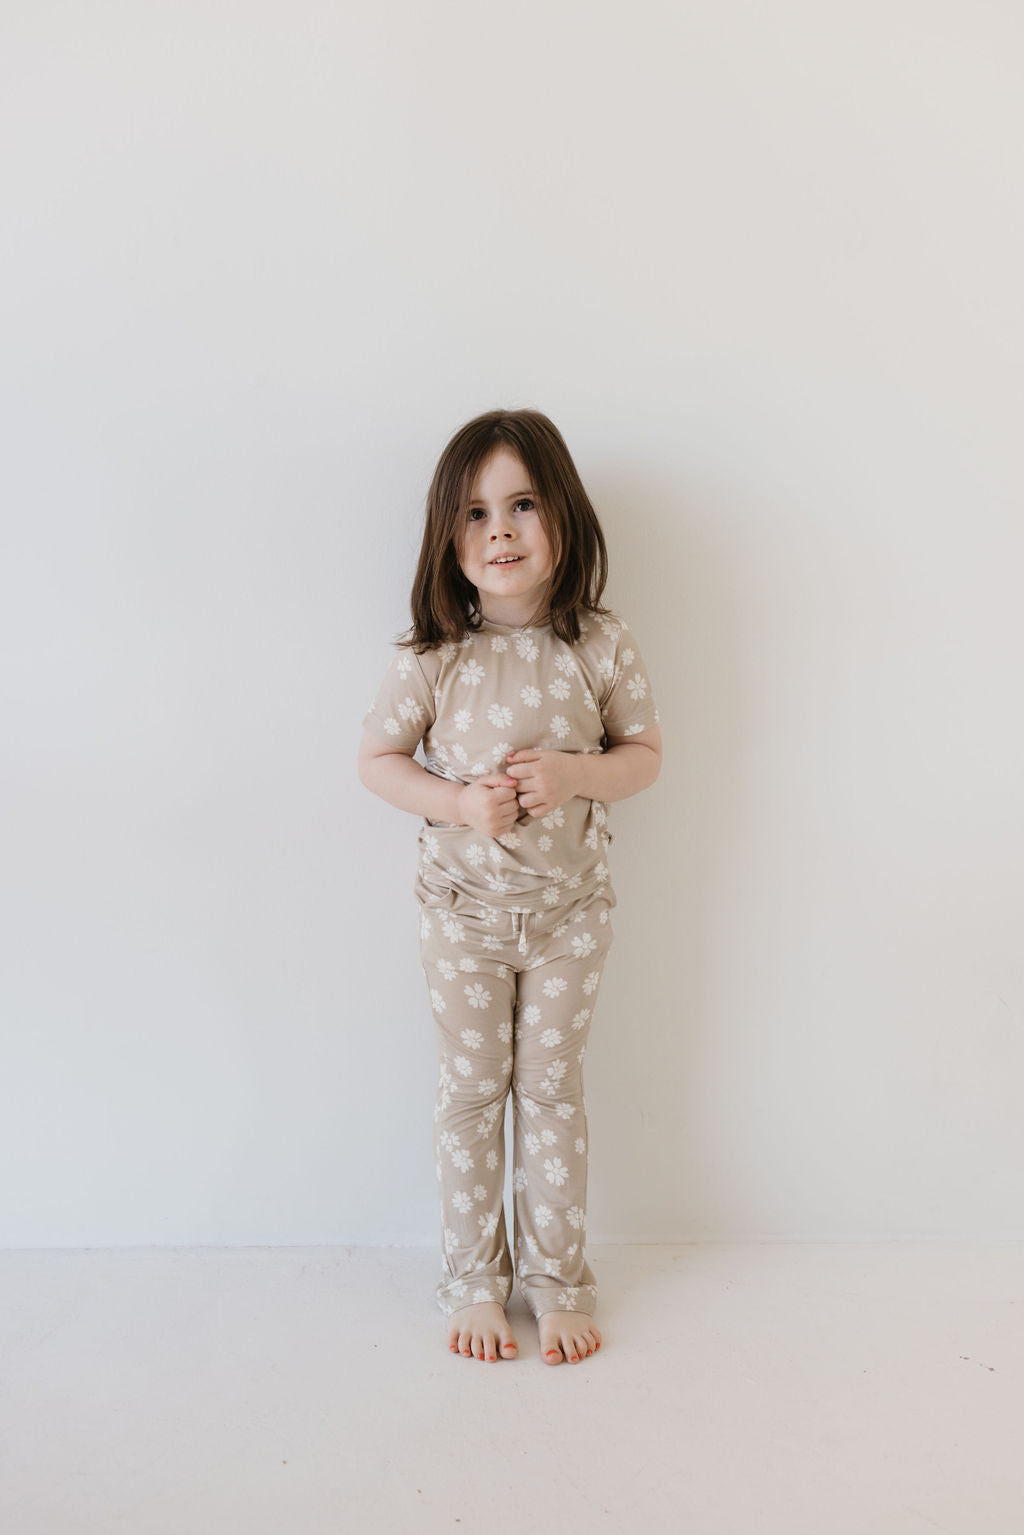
[362,609,659,912]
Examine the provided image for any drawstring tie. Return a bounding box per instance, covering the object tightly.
[511,910,529,955]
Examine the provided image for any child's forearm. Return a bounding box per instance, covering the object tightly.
[360,750,465,824]
[573,743,661,803]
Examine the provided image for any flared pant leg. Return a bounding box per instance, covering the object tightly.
[417,885,614,1322]
[509,893,614,1320]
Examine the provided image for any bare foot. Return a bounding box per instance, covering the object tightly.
[537,1311,601,1365]
[446,1301,519,1362]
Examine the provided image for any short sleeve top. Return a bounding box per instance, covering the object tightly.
[362,609,659,912]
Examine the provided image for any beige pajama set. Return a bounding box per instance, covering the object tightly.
[363,610,659,1321]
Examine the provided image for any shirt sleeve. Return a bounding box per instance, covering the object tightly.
[362,646,436,751]
[598,620,660,738]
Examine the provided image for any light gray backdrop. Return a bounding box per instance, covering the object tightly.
[2,0,1021,1246]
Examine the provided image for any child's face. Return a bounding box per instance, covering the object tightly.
[457,447,554,626]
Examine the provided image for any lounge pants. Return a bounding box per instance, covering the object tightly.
[416,881,615,1321]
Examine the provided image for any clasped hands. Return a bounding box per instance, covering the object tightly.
[455,749,581,839]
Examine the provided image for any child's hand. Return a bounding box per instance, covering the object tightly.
[456,774,520,838]
[505,749,582,818]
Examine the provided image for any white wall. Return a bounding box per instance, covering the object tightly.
[2,0,1021,1246]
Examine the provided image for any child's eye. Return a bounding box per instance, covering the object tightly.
[467,508,486,521]
[514,499,535,512]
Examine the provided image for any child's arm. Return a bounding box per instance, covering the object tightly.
[358,729,520,836]
[506,724,662,818]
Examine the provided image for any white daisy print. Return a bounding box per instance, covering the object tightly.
[540,1128,558,1146]
[521,684,542,708]
[490,634,509,651]
[574,1136,587,1154]
[452,1148,474,1172]
[582,970,602,995]
[436,958,457,981]
[496,830,521,849]
[473,1185,488,1202]
[571,932,598,960]
[541,1060,568,1095]
[477,1077,497,1096]
[513,1166,528,1192]
[571,1008,592,1031]
[486,1149,499,1170]
[520,1003,542,1027]
[454,708,473,733]
[398,696,425,724]
[524,1131,541,1155]
[478,1211,499,1237]
[430,989,446,1013]
[453,1056,472,1078]
[464,843,487,867]
[621,647,635,665]
[626,672,648,701]
[557,1286,580,1308]
[487,703,514,729]
[540,1028,564,1047]
[458,956,478,972]
[396,655,413,677]
[544,1259,563,1277]
[549,714,570,740]
[514,633,539,661]
[537,834,553,852]
[460,1028,484,1051]
[534,1203,554,1228]
[382,717,400,736]
[464,982,491,1009]
[548,676,571,700]
[542,976,568,998]
[458,660,486,686]
[566,1206,585,1230]
[452,1191,472,1214]
[541,807,565,829]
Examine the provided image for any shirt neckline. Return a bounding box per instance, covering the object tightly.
[476,614,552,635]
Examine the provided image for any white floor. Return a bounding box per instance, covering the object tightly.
[2,1242,1022,1534]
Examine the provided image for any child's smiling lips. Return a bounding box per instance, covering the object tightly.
[490,554,524,565]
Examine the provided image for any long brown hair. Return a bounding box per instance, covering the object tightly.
[396,408,613,651]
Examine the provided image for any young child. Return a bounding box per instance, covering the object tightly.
[357,408,662,1366]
